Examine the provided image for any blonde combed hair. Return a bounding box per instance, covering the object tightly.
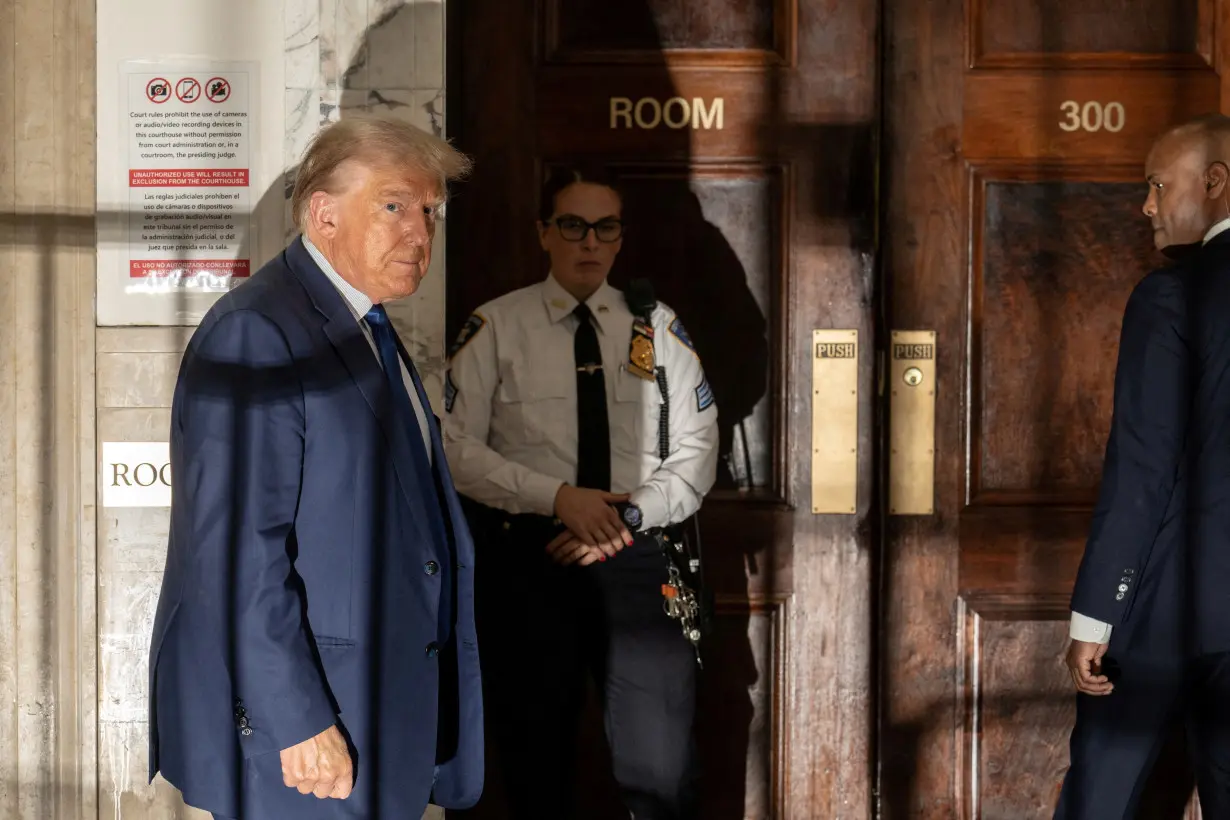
[290,113,473,229]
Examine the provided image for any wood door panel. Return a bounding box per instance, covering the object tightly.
[884,0,1228,816]
[972,0,1202,58]
[963,71,1220,161]
[537,69,768,160]
[959,602,1074,819]
[595,164,783,496]
[972,175,1155,503]
[959,509,1088,595]
[540,0,795,66]
[959,599,1202,819]
[528,160,785,499]
[695,597,786,820]
[545,0,782,53]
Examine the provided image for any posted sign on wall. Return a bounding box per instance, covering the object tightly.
[101,441,172,508]
[125,63,254,292]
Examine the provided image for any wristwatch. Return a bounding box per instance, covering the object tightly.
[618,502,643,532]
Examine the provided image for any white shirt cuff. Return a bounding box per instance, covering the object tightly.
[523,473,566,518]
[1070,611,1113,644]
[629,486,670,532]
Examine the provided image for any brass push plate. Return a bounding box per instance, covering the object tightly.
[889,330,936,515]
[811,329,859,514]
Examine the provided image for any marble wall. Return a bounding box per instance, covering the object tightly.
[0,1,98,819]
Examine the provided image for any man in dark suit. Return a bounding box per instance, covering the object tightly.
[147,114,482,819]
[1056,114,1230,818]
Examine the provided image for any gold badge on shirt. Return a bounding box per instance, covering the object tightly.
[628,319,656,381]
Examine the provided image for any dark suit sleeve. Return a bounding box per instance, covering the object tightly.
[1071,271,1189,624]
[181,308,337,757]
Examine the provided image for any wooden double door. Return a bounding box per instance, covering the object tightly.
[445,0,1230,816]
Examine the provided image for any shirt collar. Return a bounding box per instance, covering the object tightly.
[541,272,618,332]
[1205,217,1230,245]
[301,235,374,320]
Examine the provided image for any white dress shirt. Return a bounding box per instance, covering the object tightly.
[1068,216,1230,644]
[302,235,432,462]
[441,272,719,530]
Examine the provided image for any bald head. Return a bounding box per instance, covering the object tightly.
[1143,114,1230,251]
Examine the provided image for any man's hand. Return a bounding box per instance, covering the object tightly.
[1065,639,1114,696]
[546,529,606,566]
[553,485,633,557]
[280,725,354,799]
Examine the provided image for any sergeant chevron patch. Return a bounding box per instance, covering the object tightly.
[444,370,458,413]
[696,376,714,412]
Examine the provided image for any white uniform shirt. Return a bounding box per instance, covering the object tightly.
[441,273,718,531]
[302,235,432,462]
[1068,215,1230,644]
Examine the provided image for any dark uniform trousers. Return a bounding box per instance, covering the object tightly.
[1055,650,1230,819]
[471,509,698,820]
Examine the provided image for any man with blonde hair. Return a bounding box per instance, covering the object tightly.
[147,113,483,819]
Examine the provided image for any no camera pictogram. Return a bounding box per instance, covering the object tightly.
[176,77,201,104]
[205,77,231,104]
[146,78,171,104]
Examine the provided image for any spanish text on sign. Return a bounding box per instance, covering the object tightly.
[123,63,254,293]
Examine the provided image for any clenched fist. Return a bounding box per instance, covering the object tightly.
[1064,639,1114,696]
[280,724,354,799]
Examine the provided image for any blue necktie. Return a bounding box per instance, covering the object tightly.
[364,305,451,639]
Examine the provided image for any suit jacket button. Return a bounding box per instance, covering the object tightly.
[426,642,439,658]
[1118,584,1128,593]
[238,716,250,729]
[424,560,440,576]
[241,727,253,737]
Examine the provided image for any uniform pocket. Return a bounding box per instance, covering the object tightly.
[611,366,651,455]
[495,362,570,444]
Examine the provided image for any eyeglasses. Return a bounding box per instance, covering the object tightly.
[550,215,624,243]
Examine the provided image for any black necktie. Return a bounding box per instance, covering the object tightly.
[573,303,610,491]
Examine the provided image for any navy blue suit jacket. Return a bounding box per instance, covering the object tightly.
[147,238,483,818]
[1073,232,1230,659]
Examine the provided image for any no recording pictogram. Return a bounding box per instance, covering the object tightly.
[146,77,170,104]
[176,77,201,104]
[206,77,231,104]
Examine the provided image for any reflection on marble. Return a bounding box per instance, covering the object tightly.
[353,0,444,90]
[320,0,370,89]
[285,0,321,90]
[339,87,444,136]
